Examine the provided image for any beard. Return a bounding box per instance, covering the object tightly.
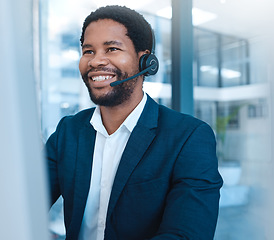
[81,67,139,107]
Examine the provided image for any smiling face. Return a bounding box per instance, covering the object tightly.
[79,19,146,107]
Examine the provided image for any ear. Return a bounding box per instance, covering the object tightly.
[138,49,150,58]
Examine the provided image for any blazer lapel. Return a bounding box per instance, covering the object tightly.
[106,96,159,219]
[69,112,96,237]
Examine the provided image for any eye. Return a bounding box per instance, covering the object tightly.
[83,49,94,55]
[107,47,120,52]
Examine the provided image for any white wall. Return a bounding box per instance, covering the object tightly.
[0,0,49,239]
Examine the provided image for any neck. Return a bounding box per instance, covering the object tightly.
[99,90,144,135]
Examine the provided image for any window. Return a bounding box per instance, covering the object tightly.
[194,28,249,88]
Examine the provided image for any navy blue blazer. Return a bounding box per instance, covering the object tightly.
[46,95,223,240]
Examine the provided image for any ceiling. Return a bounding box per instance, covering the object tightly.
[121,0,274,40]
[192,0,274,39]
[59,0,274,40]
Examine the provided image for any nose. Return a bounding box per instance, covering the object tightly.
[88,52,109,68]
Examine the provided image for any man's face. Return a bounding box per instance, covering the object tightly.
[79,19,145,107]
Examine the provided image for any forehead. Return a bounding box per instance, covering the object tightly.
[83,19,131,45]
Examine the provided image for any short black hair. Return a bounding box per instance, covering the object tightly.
[80,5,153,54]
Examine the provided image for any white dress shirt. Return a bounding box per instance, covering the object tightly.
[79,93,147,240]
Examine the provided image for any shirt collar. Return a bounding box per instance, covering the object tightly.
[90,93,147,136]
[123,93,147,132]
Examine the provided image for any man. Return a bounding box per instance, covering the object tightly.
[46,5,223,240]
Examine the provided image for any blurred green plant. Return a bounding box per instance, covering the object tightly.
[216,103,247,162]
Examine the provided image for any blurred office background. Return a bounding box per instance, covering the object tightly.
[2,0,274,239]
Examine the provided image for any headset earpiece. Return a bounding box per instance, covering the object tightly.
[139,53,159,76]
[110,29,159,87]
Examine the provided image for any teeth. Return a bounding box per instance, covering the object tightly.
[92,75,113,82]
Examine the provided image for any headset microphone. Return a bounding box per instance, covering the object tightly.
[110,54,159,87]
[110,56,159,87]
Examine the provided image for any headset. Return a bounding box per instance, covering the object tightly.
[110,30,159,87]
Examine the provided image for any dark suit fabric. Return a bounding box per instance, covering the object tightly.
[46,95,223,240]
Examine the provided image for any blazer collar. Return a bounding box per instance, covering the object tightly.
[106,95,159,220]
[137,94,159,129]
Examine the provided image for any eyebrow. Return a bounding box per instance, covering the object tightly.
[104,40,123,46]
[81,40,123,49]
[81,44,92,49]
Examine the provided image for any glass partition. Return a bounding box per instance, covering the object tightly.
[193,1,271,239]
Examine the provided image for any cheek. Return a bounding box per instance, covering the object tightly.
[79,57,87,75]
[117,56,139,73]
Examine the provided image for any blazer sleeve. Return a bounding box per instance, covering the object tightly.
[150,123,223,240]
[45,117,66,206]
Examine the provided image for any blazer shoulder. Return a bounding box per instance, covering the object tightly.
[52,108,95,137]
[158,104,205,129]
[62,108,95,126]
[144,95,212,134]
[157,104,217,142]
